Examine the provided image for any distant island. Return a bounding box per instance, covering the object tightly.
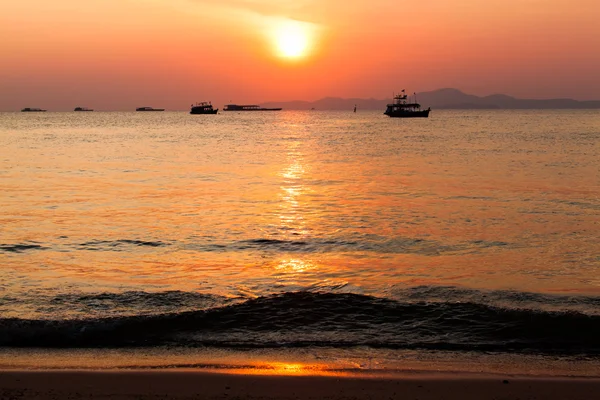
[262,88,600,110]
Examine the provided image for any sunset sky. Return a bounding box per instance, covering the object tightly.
[1,0,599,110]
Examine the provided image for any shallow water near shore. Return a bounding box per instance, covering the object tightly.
[1,110,599,369]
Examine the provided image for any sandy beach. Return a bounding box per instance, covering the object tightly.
[1,370,600,400]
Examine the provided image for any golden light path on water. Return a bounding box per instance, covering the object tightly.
[276,135,312,276]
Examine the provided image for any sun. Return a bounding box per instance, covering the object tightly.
[276,24,308,58]
[271,20,315,59]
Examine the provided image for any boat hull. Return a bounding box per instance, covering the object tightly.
[223,104,282,111]
[223,108,282,111]
[384,109,430,118]
[190,108,218,114]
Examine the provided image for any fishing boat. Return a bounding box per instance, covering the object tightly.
[74,107,93,111]
[384,90,430,118]
[190,102,218,114]
[136,107,165,111]
[21,108,46,112]
[223,104,282,111]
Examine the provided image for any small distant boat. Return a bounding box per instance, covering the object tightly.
[74,107,93,112]
[384,90,430,118]
[190,102,218,114]
[136,107,165,112]
[21,108,46,112]
[223,104,282,111]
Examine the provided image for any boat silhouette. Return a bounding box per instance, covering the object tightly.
[223,104,282,111]
[190,102,218,114]
[384,90,430,118]
[136,107,165,111]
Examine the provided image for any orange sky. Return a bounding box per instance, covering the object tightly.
[1,0,599,110]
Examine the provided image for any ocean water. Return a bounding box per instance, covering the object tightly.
[1,110,599,372]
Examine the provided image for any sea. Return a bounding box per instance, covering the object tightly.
[1,110,599,375]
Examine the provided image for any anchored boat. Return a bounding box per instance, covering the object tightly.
[136,107,165,111]
[190,102,218,114]
[223,104,282,111]
[384,91,430,118]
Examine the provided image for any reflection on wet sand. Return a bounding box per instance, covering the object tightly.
[224,362,338,376]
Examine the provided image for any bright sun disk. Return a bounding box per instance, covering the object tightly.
[273,21,311,59]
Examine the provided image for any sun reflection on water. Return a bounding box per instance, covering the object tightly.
[281,158,305,180]
[275,258,316,273]
[277,136,310,237]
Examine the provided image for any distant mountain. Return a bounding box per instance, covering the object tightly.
[262,89,600,110]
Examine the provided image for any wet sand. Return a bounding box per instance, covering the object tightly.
[1,370,600,400]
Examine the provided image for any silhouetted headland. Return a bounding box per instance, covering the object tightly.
[262,88,600,110]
